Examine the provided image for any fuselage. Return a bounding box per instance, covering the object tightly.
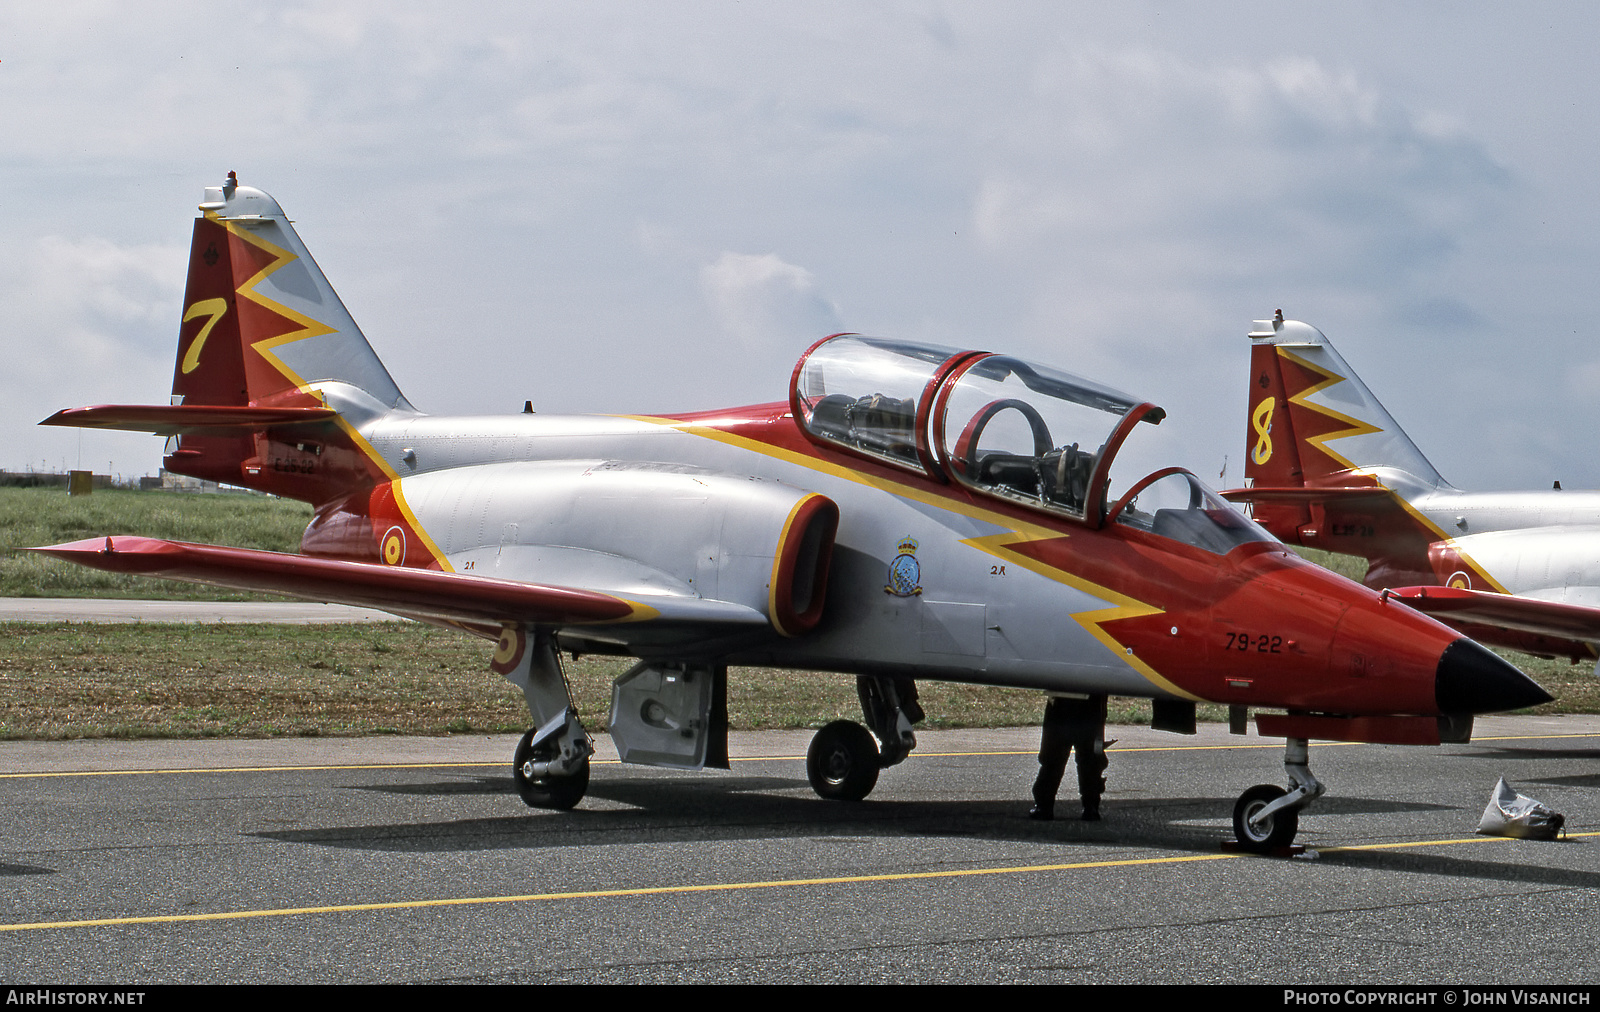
[271,395,1483,719]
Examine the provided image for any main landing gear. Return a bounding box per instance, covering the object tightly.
[1232,736,1324,853]
[805,676,923,802]
[495,625,593,810]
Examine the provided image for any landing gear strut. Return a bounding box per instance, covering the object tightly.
[1232,736,1324,853]
[494,624,593,810]
[805,676,923,801]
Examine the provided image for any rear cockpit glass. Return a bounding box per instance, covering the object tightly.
[938,355,1142,519]
[1109,469,1276,555]
[794,336,960,471]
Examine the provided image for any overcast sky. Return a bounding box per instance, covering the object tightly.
[4,2,1598,493]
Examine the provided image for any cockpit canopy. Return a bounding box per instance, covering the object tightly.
[791,334,1170,527]
[791,335,1271,552]
[1105,467,1276,555]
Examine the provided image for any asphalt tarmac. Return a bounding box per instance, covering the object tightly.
[2,716,1597,985]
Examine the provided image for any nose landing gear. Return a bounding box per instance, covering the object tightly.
[1232,736,1324,853]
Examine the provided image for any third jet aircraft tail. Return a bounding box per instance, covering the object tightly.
[1234,312,1452,589]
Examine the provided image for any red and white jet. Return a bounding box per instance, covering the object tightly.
[36,178,1549,852]
[1226,313,1600,665]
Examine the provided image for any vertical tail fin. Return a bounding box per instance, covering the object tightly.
[43,175,412,507]
[1237,314,1451,587]
[1245,315,1445,490]
[173,172,411,413]
[165,173,410,502]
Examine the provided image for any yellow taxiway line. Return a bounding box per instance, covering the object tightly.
[4,830,1593,934]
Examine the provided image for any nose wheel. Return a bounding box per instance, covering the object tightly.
[1231,737,1323,853]
[1233,784,1298,851]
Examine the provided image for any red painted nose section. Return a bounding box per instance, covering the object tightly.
[1435,638,1552,714]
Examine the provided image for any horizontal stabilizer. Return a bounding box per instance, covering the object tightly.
[1219,485,1392,504]
[39,404,339,436]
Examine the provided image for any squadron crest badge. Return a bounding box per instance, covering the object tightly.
[885,536,923,597]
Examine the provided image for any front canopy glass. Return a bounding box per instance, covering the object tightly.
[792,335,962,471]
[791,336,1171,527]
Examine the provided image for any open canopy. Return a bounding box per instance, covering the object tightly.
[791,334,1173,527]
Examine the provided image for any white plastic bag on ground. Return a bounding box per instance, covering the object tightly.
[1477,777,1565,840]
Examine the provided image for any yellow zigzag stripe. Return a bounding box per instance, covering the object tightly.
[1277,346,1382,474]
[1276,347,1505,593]
[631,416,1192,698]
[960,530,1195,701]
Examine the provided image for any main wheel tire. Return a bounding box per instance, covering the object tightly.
[806,720,880,801]
[1233,783,1298,853]
[513,727,589,810]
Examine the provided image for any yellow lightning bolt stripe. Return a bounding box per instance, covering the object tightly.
[626,415,1188,696]
[1276,348,1508,594]
[1276,346,1384,471]
[203,210,340,394]
[203,211,455,572]
[387,478,455,574]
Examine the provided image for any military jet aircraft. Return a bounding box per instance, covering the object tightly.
[35,177,1550,852]
[1225,313,1600,665]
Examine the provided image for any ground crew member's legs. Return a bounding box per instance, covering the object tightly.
[1029,694,1108,821]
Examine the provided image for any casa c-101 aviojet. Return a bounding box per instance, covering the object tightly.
[1224,313,1600,669]
[36,176,1550,853]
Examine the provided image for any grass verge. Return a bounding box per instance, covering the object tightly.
[1,621,1589,741]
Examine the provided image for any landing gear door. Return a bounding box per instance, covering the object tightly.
[608,661,728,770]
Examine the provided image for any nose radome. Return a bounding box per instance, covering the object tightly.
[1435,638,1552,715]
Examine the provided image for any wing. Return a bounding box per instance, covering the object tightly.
[31,537,769,642]
[1385,585,1600,661]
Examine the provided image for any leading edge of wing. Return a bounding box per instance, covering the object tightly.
[30,536,766,630]
[1386,585,1600,642]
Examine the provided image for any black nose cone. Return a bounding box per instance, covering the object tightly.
[1436,638,1553,715]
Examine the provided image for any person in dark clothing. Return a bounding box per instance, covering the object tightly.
[1029,694,1108,821]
